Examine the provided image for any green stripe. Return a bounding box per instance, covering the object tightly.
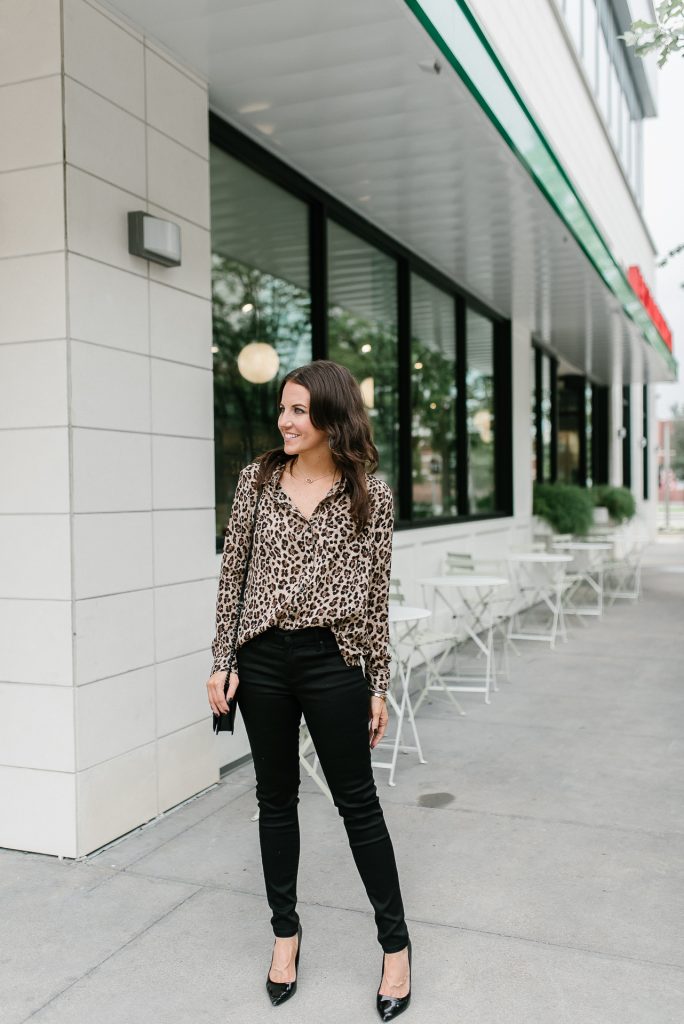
[403,0,677,377]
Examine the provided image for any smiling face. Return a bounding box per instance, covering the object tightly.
[278,380,329,456]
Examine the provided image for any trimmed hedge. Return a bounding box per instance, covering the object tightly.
[590,485,636,523]
[533,483,594,536]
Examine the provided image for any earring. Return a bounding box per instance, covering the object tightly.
[328,435,335,450]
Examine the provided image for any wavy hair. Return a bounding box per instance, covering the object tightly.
[253,360,379,534]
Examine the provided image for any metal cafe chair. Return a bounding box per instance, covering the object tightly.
[602,542,645,604]
[389,578,466,716]
[445,552,519,678]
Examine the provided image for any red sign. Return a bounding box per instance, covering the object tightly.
[628,265,673,351]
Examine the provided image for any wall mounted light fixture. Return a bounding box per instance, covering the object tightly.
[128,211,182,267]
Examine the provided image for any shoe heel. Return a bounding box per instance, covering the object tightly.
[376,938,411,1021]
[266,922,302,1007]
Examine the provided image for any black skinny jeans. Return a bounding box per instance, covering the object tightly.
[235,624,410,953]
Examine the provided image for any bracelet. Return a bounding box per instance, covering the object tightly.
[369,690,388,701]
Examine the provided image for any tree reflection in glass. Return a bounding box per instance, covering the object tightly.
[466,310,496,512]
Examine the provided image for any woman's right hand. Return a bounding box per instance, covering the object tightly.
[206,670,240,716]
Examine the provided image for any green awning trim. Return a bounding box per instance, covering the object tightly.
[404,0,677,377]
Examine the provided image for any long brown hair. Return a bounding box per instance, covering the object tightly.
[253,360,379,534]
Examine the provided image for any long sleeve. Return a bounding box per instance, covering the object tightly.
[363,482,395,694]
[210,465,257,675]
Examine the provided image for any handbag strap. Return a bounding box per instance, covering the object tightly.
[224,481,264,680]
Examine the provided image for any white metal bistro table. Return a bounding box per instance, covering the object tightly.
[371,604,430,787]
[506,552,572,649]
[417,575,508,705]
[552,541,612,621]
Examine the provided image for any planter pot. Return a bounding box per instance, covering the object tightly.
[593,506,610,525]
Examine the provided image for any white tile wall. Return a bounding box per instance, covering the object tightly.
[151,359,213,438]
[0,165,65,258]
[66,166,147,276]
[63,0,144,117]
[0,599,73,685]
[0,0,62,87]
[68,254,149,355]
[149,282,212,368]
[0,76,63,172]
[0,254,66,343]
[145,49,209,159]
[0,428,70,513]
[71,428,152,513]
[151,436,215,510]
[76,666,156,769]
[65,77,146,196]
[72,512,153,599]
[154,579,216,664]
[0,514,71,601]
[0,683,75,770]
[148,204,211,300]
[147,128,210,229]
[157,719,217,814]
[0,766,77,858]
[152,509,216,587]
[77,742,157,855]
[70,341,151,432]
[73,588,155,684]
[0,340,69,429]
[155,650,211,737]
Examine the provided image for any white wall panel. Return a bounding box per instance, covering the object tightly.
[76,742,157,855]
[148,205,211,300]
[155,650,211,737]
[68,254,150,355]
[157,719,217,814]
[70,341,151,432]
[0,428,70,513]
[0,340,68,429]
[0,165,64,258]
[0,683,75,771]
[154,579,216,663]
[0,0,62,87]
[0,514,71,601]
[0,599,73,686]
[0,76,63,172]
[63,0,144,117]
[66,166,147,276]
[147,128,210,229]
[0,254,66,343]
[152,436,215,510]
[76,666,156,769]
[72,512,153,599]
[0,766,76,858]
[73,589,155,685]
[71,428,152,513]
[149,283,212,368]
[151,359,213,438]
[152,509,216,587]
[145,49,208,158]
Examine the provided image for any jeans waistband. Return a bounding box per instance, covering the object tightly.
[264,625,333,642]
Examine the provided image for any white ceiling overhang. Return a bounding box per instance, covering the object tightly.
[103,0,676,384]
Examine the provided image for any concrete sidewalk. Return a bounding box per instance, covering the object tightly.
[3,540,684,1024]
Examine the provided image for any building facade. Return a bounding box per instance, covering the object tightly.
[0,0,675,857]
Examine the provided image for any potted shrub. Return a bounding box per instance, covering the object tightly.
[590,485,636,524]
[533,482,595,537]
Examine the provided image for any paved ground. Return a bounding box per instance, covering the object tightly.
[3,539,684,1024]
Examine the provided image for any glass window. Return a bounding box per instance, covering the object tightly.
[597,27,609,122]
[541,355,553,481]
[585,382,593,487]
[466,310,495,512]
[530,347,538,483]
[327,221,399,500]
[565,0,583,54]
[410,274,457,518]
[583,0,598,92]
[210,146,312,544]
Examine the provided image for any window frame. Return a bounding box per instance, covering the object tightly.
[210,112,513,531]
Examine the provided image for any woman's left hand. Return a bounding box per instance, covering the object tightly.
[369,695,389,748]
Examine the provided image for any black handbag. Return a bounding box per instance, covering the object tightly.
[213,482,264,735]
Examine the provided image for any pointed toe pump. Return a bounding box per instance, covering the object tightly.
[376,938,412,1021]
[266,922,302,1007]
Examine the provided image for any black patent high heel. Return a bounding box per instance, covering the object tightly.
[376,937,412,1021]
[266,922,302,1007]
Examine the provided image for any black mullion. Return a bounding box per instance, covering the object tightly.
[397,258,412,523]
[534,348,543,482]
[642,385,649,500]
[456,297,468,516]
[308,201,327,359]
[622,385,632,489]
[494,320,513,514]
[578,377,588,487]
[550,357,559,483]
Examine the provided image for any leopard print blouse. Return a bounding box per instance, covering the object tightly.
[211,460,394,693]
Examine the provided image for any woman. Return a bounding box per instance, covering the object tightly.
[206,360,412,1020]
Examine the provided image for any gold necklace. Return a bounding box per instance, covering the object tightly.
[290,463,338,485]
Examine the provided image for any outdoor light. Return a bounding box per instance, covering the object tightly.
[361,343,372,353]
[241,302,255,313]
[360,377,375,409]
[237,342,279,384]
[128,211,181,267]
[617,426,628,439]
